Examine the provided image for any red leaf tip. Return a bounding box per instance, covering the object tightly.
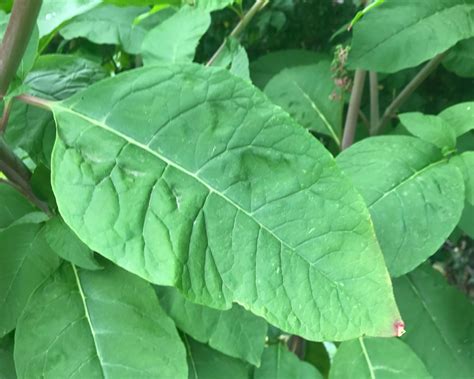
[393,320,405,337]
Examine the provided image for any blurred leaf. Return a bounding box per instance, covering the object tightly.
[443,38,474,78]
[304,342,330,378]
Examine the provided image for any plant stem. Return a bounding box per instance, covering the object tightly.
[16,93,52,110]
[0,0,42,99]
[0,136,30,184]
[369,71,379,134]
[0,99,12,134]
[206,0,268,66]
[341,70,366,150]
[0,178,51,216]
[373,53,446,135]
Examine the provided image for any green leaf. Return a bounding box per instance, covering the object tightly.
[443,37,474,78]
[158,286,267,365]
[50,63,401,341]
[439,102,474,137]
[264,62,342,145]
[0,223,61,337]
[393,264,474,379]
[60,4,151,55]
[0,183,36,230]
[250,50,326,89]
[348,0,474,73]
[105,0,179,5]
[329,337,432,379]
[336,136,465,277]
[0,333,16,379]
[458,201,474,238]
[38,0,102,37]
[6,54,108,166]
[214,37,250,81]
[185,337,251,379]
[14,262,187,378]
[451,152,474,205]
[191,0,234,12]
[303,342,330,378]
[398,112,456,152]
[254,344,323,379]
[141,7,210,65]
[42,217,103,270]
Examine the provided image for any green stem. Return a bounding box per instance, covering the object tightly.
[369,71,379,134]
[341,70,367,150]
[0,0,42,98]
[206,0,269,66]
[373,53,446,135]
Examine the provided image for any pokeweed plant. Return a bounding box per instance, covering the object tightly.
[0,0,473,378]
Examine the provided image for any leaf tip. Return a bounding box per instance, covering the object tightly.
[393,320,406,337]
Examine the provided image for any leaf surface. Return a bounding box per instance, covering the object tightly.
[393,265,474,379]
[14,262,187,378]
[50,63,401,341]
[185,337,250,379]
[254,344,322,379]
[337,136,464,277]
[443,38,474,78]
[0,333,16,379]
[60,4,150,54]
[439,102,474,137]
[348,0,474,72]
[0,183,36,230]
[141,7,210,65]
[0,223,61,337]
[264,62,342,145]
[329,337,432,379]
[158,286,267,365]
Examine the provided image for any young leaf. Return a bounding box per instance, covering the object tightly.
[250,50,326,88]
[254,344,323,379]
[337,136,465,277]
[0,223,61,337]
[348,0,474,73]
[398,113,456,152]
[158,286,267,366]
[14,262,187,378]
[0,333,15,379]
[439,102,474,137]
[213,37,250,81]
[6,55,108,165]
[264,62,342,145]
[329,337,432,379]
[393,264,474,379]
[59,4,150,55]
[0,183,36,230]
[50,63,401,341]
[42,217,103,270]
[443,37,474,78]
[141,7,211,65]
[185,337,251,379]
[38,0,101,37]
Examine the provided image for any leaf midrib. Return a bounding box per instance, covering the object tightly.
[359,337,376,379]
[71,264,107,379]
[52,103,340,284]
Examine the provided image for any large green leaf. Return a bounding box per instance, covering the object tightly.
[329,337,431,379]
[42,217,102,270]
[443,38,474,78]
[264,62,342,145]
[393,265,474,379]
[439,102,474,137]
[336,136,465,277]
[38,0,102,37]
[158,286,267,365]
[50,63,401,341]
[254,344,322,379]
[0,223,61,337]
[0,333,16,379]
[0,183,36,230]
[141,7,210,65]
[60,4,150,54]
[250,50,326,89]
[348,0,474,73]
[14,262,187,378]
[6,54,107,165]
[185,337,250,379]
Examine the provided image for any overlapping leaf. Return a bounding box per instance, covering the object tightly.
[337,136,465,277]
[15,262,187,378]
[49,63,401,341]
[394,265,474,379]
[443,38,474,78]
